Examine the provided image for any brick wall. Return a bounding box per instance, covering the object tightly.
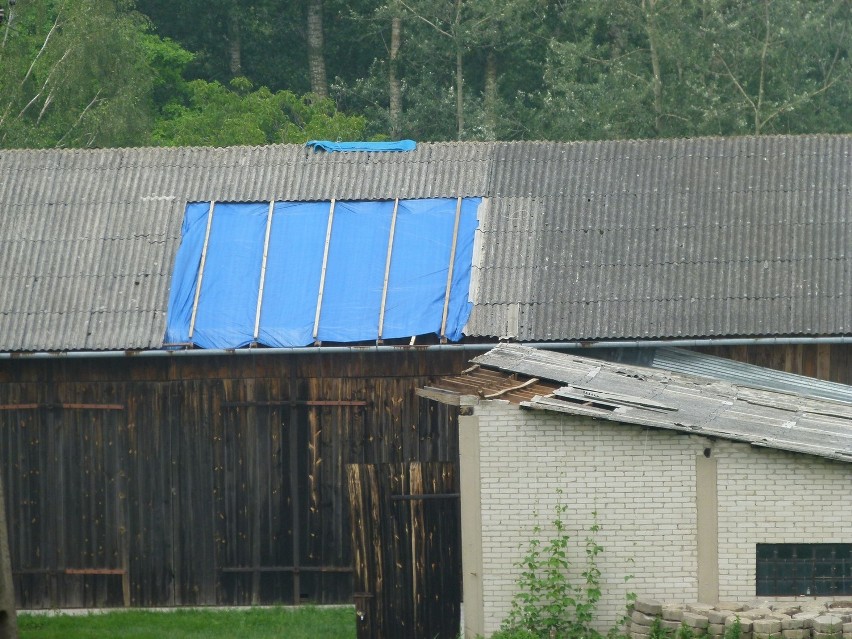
[468,400,852,637]
[715,441,851,602]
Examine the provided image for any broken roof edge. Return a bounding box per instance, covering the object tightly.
[432,343,852,465]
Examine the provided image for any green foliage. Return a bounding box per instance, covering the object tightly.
[500,500,620,639]
[0,0,157,148]
[3,0,849,147]
[538,0,852,140]
[151,78,368,146]
[677,621,696,639]
[724,616,742,639]
[649,617,670,639]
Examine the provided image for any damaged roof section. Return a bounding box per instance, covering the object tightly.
[422,343,852,464]
[0,135,849,352]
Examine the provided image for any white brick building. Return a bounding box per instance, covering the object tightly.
[419,344,852,638]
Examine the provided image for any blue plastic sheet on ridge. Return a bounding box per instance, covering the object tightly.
[164,198,480,349]
[305,140,416,153]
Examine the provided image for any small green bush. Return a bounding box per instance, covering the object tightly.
[499,498,630,639]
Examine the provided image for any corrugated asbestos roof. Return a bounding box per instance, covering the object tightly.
[466,344,852,464]
[0,135,849,351]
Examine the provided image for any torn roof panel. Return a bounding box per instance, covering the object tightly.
[435,343,852,464]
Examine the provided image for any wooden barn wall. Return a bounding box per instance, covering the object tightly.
[0,350,467,609]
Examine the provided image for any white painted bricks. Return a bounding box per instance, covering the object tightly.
[471,401,852,637]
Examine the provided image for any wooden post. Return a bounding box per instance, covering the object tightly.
[0,468,18,639]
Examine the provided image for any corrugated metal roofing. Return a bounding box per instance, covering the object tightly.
[649,347,852,405]
[0,135,848,351]
[469,344,852,464]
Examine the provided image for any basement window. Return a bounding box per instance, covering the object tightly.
[756,543,852,596]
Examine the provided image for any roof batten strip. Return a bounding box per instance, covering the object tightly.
[377,198,399,340]
[440,197,463,342]
[188,201,216,341]
[253,200,275,341]
[313,199,336,341]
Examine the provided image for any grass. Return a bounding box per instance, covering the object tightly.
[18,606,356,639]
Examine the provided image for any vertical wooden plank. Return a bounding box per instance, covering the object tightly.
[816,343,831,381]
[347,464,381,639]
[289,368,302,605]
[830,344,851,385]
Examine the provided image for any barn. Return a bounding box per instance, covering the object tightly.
[419,343,852,638]
[0,134,849,609]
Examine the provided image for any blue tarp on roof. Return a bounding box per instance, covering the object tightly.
[164,198,480,349]
[305,140,416,152]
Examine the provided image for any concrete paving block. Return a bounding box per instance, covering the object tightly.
[708,611,730,625]
[748,609,774,620]
[794,613,821,628]
[754,620,783,635]
[813,616,844,634]
[778,608,803,617]
[828,604,852,613]
[632,610,658,627]
[631,624,652,638]
[811,632,841,639]
[687,605,717,615]
[662,619,682,632]
[782,618,807,630]
[635,599,664,616]
[663,607,685,622]
[746,602,774,612]
[683,613,710,629]
[781,630,810,639]
[727,618,754,633]
[718,604,747,613]
[708,623,726,635]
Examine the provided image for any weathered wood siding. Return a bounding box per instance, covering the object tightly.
[0,343,847,608]
[0,350,466,608]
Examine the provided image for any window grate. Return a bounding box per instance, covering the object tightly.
[756,544,852,596]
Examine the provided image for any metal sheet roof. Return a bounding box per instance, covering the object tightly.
[0,135,848,351]
[470,344,852,464]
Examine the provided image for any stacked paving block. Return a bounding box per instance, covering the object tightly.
[627,600,852,639]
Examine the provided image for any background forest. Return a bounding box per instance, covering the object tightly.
[0,0,849,148]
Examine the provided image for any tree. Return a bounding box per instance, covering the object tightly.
[537,0,852,141]
[152,78,368,146]
[703,0,851,135]
[307,0,329,98]
[0,0,158,148]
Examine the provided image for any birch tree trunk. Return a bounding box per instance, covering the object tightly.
[307,0,329,98]
[642,0,663,134]
[483,50,497,140]
[389,16,402,137]
[228,5,243,78]
[453,0,463,139]
[228,7,242,77]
